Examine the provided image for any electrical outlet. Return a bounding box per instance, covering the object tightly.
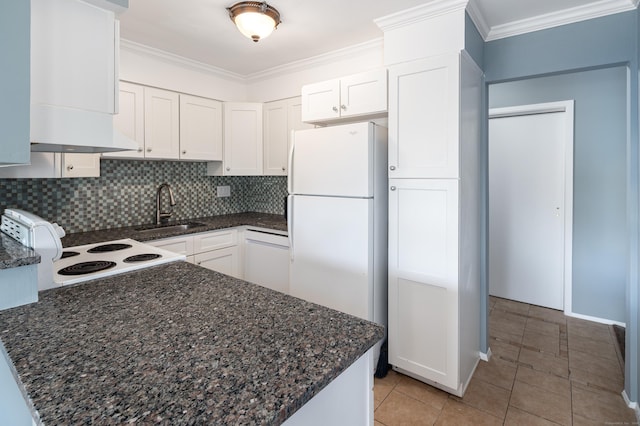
[216,185,231,197]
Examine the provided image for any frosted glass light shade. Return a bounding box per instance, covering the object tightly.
[234,12,276,41]
[227,1,281,43]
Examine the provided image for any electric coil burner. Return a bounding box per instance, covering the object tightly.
[87,243,133,253]
[58,261,117,276]
[53,238,186,286]
[124,253,162,263]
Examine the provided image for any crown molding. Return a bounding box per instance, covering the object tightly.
[119,39,246,82]
[245,38,384,83]
[465,0,490,40]
[486,0,639,41]
[374,0,468,32]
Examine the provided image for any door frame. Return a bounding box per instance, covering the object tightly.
[488,100,574,314]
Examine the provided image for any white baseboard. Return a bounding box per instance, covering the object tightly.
[622,390,639,421]
[564,311,625,327]
[479,347,492,362]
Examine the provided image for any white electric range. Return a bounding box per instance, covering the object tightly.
[54,238,186,286]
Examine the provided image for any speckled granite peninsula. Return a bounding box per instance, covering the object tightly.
[0,261,384,425]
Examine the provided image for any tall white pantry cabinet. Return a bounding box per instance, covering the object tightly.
[387,51,483,396]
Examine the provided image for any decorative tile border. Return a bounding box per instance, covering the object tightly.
[0,160,287,233]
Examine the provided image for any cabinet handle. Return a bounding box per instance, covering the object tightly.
[137,147,143,152]
[182,150,187,155]
[390,186,396,191]
[340,105,346,110]
[147,147,152,152]
[389,166,396,171]
[226,167,231,171]
[332,106,338,112]
[281,167,285,171]
[197,261,202,265]
[67,165,74,171]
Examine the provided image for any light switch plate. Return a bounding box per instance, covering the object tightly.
[216,185,231,197]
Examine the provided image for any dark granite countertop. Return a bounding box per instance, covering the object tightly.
[62,212,288,247]
[0,262,384,425]
[0,233,41,270]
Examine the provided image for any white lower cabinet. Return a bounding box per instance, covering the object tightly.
[147,229,241,278]
[194,247,239,278]
[243,229,289,294]
[146,235,194,262]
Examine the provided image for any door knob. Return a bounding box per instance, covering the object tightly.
[390,186,396,191]
[389,166,396,171]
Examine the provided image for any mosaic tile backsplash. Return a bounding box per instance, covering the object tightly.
[0,159,287,234]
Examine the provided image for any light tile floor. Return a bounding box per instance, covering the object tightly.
[374,296,637,425]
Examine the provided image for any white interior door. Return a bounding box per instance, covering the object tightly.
[489,102,573,310]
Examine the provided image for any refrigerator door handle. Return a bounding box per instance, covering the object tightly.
[287,195,294,262]
[287,130,295,194]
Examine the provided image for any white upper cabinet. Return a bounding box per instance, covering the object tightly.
[107,83,223,162]
[388,53,460,179]
[209,103,263,176]
[263,97,313,176]
[179,94,223,161]
[0,153,100,178]
[144,87,180,160]
[107,82,145,159]
[301,69,387,124]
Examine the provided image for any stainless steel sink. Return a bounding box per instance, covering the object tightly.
[134,222,206,235]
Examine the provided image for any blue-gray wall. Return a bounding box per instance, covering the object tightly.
[0,1,30,166]
[484,8,639,405]
[489,67,627,322]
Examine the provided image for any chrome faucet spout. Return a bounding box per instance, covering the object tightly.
[156,183,176,225]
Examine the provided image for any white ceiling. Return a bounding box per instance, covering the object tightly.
[119,0,638,77]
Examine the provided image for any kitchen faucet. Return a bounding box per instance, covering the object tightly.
[156,183,176,224]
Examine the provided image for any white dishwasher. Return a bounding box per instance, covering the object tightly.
[244,229,289,294]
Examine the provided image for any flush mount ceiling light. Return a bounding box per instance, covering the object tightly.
[227,1,281,43]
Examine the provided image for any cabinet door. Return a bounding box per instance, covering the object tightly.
[0,153,60,178]
[31,0,116,114]
[287,97,314,148]
[195,247,240,278]
[0,153,99,178]
[105,82,145,159]
[223,102,263,175]
[388,178,459,390]
[263,99,288,176]
[144,87,180,159]
[147,235,195,257]
[301,79,340,122]
[180,94,223,161]
[388,54,459,179]
[193,229,237,252]
[340,69,387,119]
[61,154,100,177]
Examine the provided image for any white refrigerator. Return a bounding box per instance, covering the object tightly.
[288,122,388,342]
